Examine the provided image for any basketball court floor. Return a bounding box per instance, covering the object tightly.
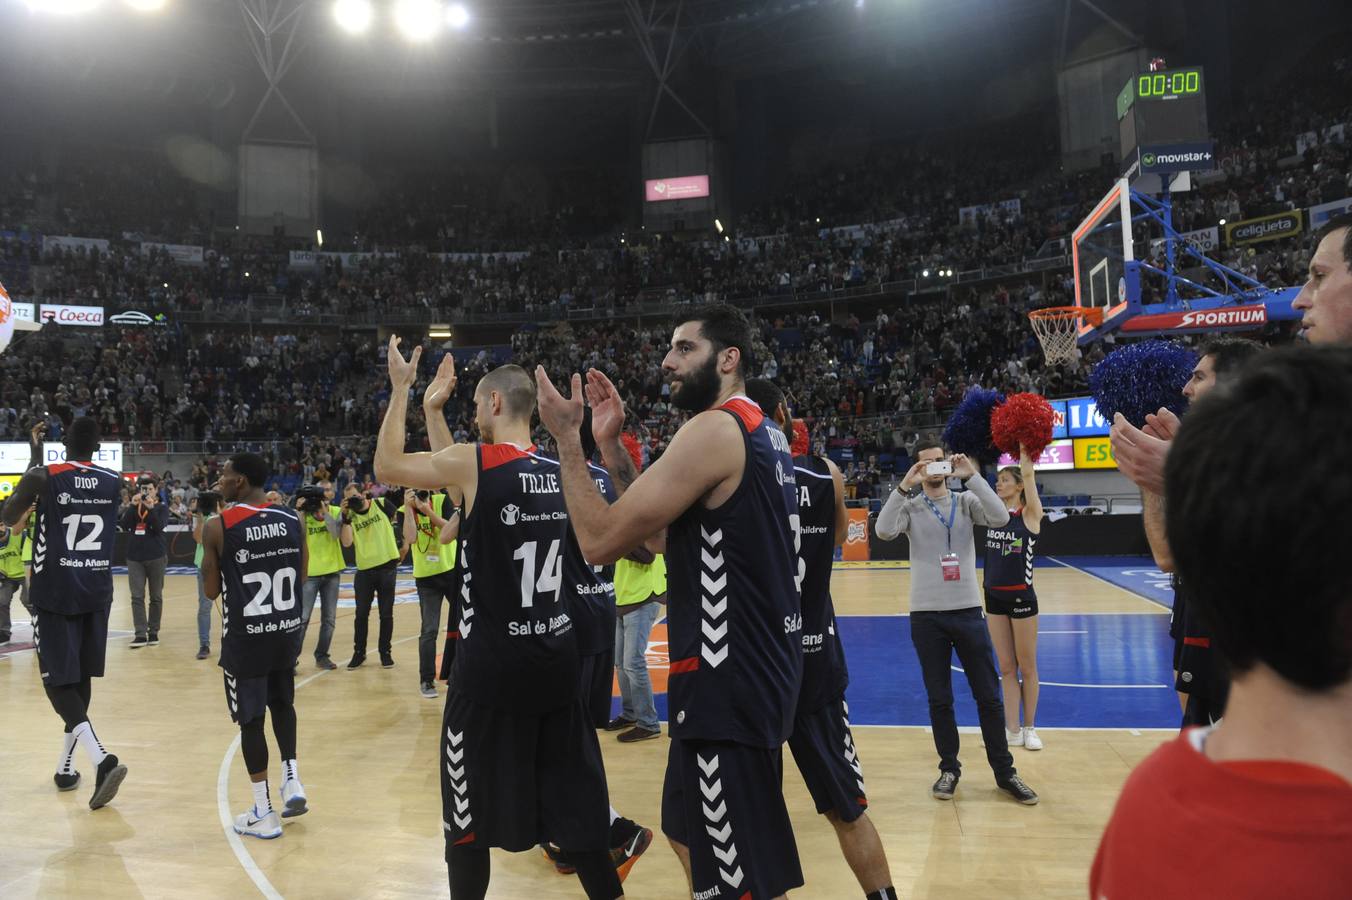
[0,558,1176,899]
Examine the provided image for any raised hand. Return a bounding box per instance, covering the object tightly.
[423,352,457,410]
[386,335,422,391]
[950,453,978,480]
[584,368,626,445]
[534,367,585,440]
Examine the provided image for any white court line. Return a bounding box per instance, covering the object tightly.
[949,664,1166,689]
[1041,629,1089,634]
[849,723,1178,733]
[219,634,421,899]
[1046,556,1173,611]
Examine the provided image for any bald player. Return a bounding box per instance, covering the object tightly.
[373,343,622,900]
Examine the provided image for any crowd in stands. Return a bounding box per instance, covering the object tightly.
[0,43,1347,500]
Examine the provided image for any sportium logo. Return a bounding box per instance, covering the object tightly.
[1178,308,1267,328]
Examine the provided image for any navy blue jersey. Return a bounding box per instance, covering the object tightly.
[30,462,121,614]
[666,398,804,749]
[217,502,305,678]
[983,508,1037,595]
[563,462,618,657]
[792,454,849,713]
[453,443,579,714]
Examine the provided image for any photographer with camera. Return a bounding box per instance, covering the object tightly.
[401,487,460,699]
[876,438,1039,806]
[191,487,224,660]
[121,475,169,650]
[339,483,401,669]
[295,481,344,671]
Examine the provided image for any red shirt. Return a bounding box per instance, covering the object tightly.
[1091,729,1352,900]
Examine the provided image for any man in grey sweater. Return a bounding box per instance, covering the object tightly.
[876,437,1039,805]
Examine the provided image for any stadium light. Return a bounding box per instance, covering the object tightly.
[1218,218,1227,226]
[446,2,470,29]
[316,229,324,247]
[714,218,724,233]
[123,0,167,11]
[395,0,443,42]
[922,269,930,277]
[24,0,103,14]
[331,0,372,35]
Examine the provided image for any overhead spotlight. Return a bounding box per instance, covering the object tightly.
[446,2,471,29]
[1218,218,1227,226]
[25,0,103,14]
[714,218,724,234]
[922,269,930,277]
[395,0,443,42]
[316,228,324,247]
[332,0,372,34]
[123,0,166,11]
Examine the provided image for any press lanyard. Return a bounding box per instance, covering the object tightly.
[921,493,957,552]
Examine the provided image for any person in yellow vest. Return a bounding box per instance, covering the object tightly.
[296,480,345,671]
[0,506,33,644]
[605,549,667,742]
[339,483,401,669]
[401,488,461,699]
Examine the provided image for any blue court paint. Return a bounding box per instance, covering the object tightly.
[632,557,1184,730]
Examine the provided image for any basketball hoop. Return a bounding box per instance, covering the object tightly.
[1028,307,1103,365]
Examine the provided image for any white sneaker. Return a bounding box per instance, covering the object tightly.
[1023,727,1043,751]
[234,806,283,839]
[280,779,309,818]
[1006,728,1025,747]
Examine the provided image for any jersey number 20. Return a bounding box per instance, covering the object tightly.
[242,567,298,617]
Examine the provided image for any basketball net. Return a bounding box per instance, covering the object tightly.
[1028,307,1102,366]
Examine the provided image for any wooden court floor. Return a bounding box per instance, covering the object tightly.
[0,568,1171,899]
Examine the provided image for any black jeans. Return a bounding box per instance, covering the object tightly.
[910,607,1015,781]
[353,563,397,657]
[416,572,457,682]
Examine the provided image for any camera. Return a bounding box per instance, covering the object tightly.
[344,494,367,512]
[296,484,328,514]
[197,490,222,517]
[415,489,430,502]
[925,460,953,477]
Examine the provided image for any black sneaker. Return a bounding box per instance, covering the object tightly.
[541,843,575,875]
[89,755,127,810]
[316,657,338,670]
[347,654,365,669]
[997,774,1039,806]
[617,725,661,743]
[130,635,148,650]
[54,770,82,792]
[608,819,653,883]
[380,653,394,669]
[932,771,959,800]
[196,645,210,660]
[604,716,636,732]
[147,633,159,647]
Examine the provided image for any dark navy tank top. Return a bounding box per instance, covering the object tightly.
[792,453,850,713]
[453,443,579,714]
[982,508,1037,595]
[218,502,305,678]
[30,461,121,614]
[666,398,804,749]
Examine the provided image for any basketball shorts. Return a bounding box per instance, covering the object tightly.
[34,605,110,687]
[788,695,869,822]
[661,737,804,899]
[578,648,615,728]
[985,590,1038,619]
[223,668,295,726]
[440,688,610,856]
